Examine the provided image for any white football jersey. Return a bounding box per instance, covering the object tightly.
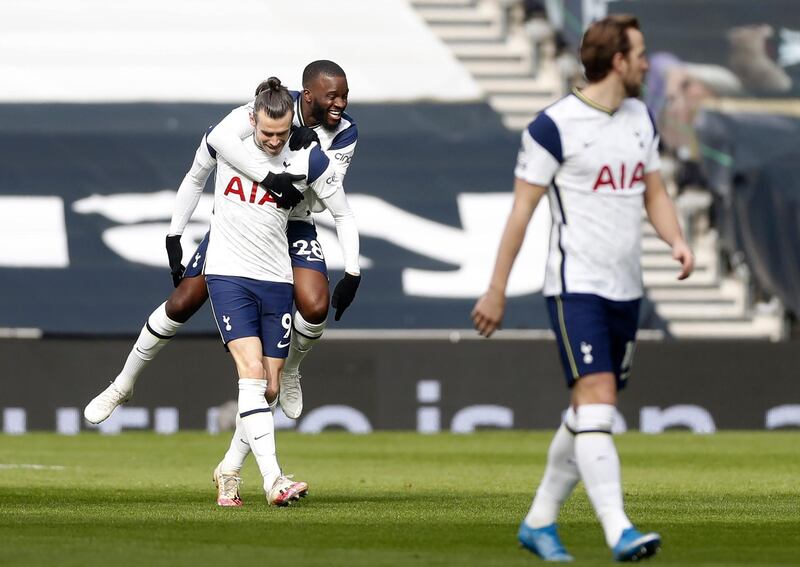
[248,91,357,222]
[515,90,661,301]
[204,138,339,283]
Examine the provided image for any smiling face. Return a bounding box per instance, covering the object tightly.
[249,109,293,156]
[303,73,349,130]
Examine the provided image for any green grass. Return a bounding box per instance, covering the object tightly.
[1,432,798,566]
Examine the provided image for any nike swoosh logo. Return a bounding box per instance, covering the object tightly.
[272,191,283,198]
[277,341,290,348]
[254,433,271,440]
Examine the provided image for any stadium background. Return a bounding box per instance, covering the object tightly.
[1,0,798,434]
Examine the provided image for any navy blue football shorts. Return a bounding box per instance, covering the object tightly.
[287,220,328,278]
[183,223,328,280]
[206,275,293,358]
[545,293,640,390]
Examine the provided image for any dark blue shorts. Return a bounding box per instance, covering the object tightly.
[206,275,294,358]
[546,293,640,390]
[183,224,328,279]
[287,221,328,277]
[182,232,209,278]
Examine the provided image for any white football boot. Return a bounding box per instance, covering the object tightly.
[213,464,243,507]
[83,383,131,424]
[267,475,308,506]
[279,371,303,419]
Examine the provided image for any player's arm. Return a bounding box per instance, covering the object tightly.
[310,152,360,276]
[205,104,268,181]
[309,147,362,319]
[644,171,694,280]
[308,122,358,213]
[165,133,216,286]
[206,103,304,209]
[329,139,357,178]
[474,112,559,337]
[472,179,547,337]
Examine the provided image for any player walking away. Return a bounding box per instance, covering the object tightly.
[84,60,360,423]
[472,15,693,562]
[206,78,349,506]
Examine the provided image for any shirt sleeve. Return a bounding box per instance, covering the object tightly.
[513,113,562,186]
[644,106,661,173]
[326,139,357,180]
[307,145,338,200]
[644,135,662,173]
[311,139,357,214]
[168,134,216,235]
[316,183,360,276]
[205,102,271,182]
[308,149,360,275]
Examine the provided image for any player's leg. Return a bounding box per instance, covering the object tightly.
[516,295,601,562]
[567,296,659,561]
[83,236,211,424]
[281,221,329,419]
[226,337,279,506]
[215,294,284,488]
[518,406,579,562]
[602,298,660,561]
[206,275,269,506]
[523,407,580,526]
[263,355,308,506]
[259,281,307,505]
[214,411,248,506]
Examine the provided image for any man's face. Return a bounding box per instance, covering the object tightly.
[622,28,649,97]
[303,74,349,130]
[250,109,293,156]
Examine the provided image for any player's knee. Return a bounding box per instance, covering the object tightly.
[165,278,208,322]
[295,291,329,324]
[238,360,265,379]
[165,295,197,323]
[300,302,328,324]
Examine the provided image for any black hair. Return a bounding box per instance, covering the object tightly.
[302,60,346,88]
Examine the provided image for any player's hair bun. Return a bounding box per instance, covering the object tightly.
[254,77,285,96]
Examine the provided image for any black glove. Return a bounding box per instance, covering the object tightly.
[262,172,305,209]
[289,126,320,151]
[331,273,361,321]
[165,234,185,288]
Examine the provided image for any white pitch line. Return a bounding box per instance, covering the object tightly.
[0,464,66,470]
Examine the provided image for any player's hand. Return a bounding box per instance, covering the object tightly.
[262,172,305,209]
[331,273,361,321]
[165,234,185,288]
[672,238,694,280]
[471,290,505,338]
[288,126,319,151]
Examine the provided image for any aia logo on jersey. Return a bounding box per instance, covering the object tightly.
[223,176,276,205]
[592,162,645,191]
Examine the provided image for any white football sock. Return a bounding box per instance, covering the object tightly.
[113,302,182,394]
[237,378,281,490]
[524,407,580,528]
[574,404,632,548]
[283,311,326,374]
[219,413,250,473]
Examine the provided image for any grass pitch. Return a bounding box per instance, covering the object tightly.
[1,432,798,566]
